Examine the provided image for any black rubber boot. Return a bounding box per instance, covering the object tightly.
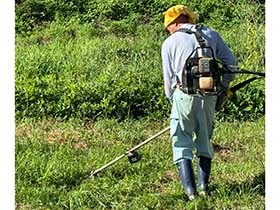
[178,159,197,200]
[197,156,212,195]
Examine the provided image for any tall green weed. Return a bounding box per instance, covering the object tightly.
[15,0,265,121]
[16,22,169,119]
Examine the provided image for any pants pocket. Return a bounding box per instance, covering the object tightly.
[170,118,179,138]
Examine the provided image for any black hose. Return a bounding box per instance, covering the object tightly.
[221,66,265,77]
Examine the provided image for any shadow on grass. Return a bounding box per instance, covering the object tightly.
[210,171,265,196]
[158,192,214,210]
[52,170,96,190]
[230,171,265,196]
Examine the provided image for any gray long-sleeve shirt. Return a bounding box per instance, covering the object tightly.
[161,23,236,98]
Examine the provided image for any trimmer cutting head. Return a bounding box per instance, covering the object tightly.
[126,151,142,163]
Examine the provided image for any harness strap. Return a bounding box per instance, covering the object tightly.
[176,25,206,48]
[194,25,206,48]
[175,25,209,91]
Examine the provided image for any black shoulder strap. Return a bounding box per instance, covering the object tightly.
[194,25,206,48]
[176,28,193,34]
[176,25,206,48]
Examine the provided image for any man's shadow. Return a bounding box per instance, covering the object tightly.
[210,171,265,196]
[212,143,265,196]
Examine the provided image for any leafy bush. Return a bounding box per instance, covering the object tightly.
[16,0,265,33]
[16,0,179,34]
[15,24,170,119]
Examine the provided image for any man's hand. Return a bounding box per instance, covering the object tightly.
[215,89,233,112]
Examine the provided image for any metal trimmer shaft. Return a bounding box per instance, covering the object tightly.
[90,126,170,176]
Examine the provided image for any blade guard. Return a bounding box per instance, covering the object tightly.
[126,151,142,164]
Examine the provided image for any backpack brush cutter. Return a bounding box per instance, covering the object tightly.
[84,68,264,178]
[86,25,265,177]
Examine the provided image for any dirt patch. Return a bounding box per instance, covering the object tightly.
[73,141,89,150]
[161,170,180,183]
[213,143,233,161]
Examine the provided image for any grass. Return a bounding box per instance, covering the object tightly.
[15,2,265,209]
[16,117,265,210]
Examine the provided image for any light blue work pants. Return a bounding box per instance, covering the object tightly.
[170,89,216,164]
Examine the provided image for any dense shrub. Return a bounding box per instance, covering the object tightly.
[16,0,89,33]
[15,0,179,34]
[16,0,265,34]
[15,25,170,119]
[15,0,265,121]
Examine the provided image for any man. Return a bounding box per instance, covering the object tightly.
[161,5,236,200]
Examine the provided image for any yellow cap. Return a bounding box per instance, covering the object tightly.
[163,5,198,28]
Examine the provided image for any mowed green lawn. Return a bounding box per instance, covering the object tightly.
[15,117,265,210]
